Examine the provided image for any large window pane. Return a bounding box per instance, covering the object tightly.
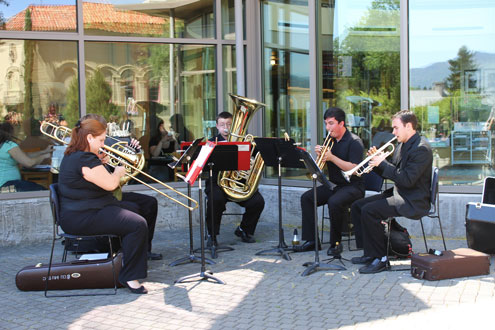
[262,0,310,179]
[221,0,245,40]
[320,0,400,151]
[1,1,76,32]
[84,0,214,39]
[410,1,495,185]
[0,39,78,193]
[85,42,216,182]
[223,45,237,110]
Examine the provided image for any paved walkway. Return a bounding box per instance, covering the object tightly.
[1,222,494,330]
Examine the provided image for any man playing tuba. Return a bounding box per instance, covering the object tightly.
[205,111,265,245]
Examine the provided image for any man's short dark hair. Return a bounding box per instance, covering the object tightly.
[393,110,418,130]
[216,111,233,123]
[323,107,346,126]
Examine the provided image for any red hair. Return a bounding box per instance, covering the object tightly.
[65,119,106,155]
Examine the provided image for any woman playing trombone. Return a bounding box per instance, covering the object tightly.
[58,118,149,294]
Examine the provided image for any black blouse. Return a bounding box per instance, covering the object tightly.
[58,151,118,212]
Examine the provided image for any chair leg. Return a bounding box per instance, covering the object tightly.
[419,218,428,252]
[437,217,447,251]
[44,236,57,297]
[320,209,324,244]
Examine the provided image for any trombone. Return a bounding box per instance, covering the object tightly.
[341,136,397,182]
[40,121,198,211]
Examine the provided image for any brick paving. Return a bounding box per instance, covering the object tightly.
[1,222,494,330]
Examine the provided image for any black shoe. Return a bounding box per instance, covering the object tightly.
[147,252,163,260]
[327,243,343,256]
[351,255,373,265]
[121,281,148,294]
[293,240,321,252]
[359,258,389,274]
[234,226,255,243]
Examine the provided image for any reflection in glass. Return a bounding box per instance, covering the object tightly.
[1,1,76,32]
[262,0,310,179]
[85,42,216,182]
[223,45,237,111]
[0,39,78,192]
[84,0,214,39]
[320,0,400,151]
[221,0,245,40]
[410,0,495,184]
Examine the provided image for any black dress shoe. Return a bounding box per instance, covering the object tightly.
[327,243,343,256]
[359,258,389,274]
[147,252,163,260]
[351,255,373,265]
[121,281,148,294]
[234,226,255,243]
[293,240,321,252]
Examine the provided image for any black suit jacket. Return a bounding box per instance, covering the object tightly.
[375,133,433,219]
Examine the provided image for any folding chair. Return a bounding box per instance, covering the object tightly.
[45,183,119,297]
[386,166,447,270]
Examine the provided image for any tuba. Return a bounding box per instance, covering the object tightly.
[40,121,198,211]
[218,94,267,202]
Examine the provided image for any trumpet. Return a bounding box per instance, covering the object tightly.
[315,131,334,170]
[40,121,198,211]
[341,136,397,182]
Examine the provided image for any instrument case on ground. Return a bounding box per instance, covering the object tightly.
[15,253,123,291]
[411,248,490,281]
[465,177,495,254]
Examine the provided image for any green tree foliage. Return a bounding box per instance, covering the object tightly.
[85,69,119,120]
[62,76,79,127]
[23,8,36,134]
[0,0,9,28]
[445,46,477,93]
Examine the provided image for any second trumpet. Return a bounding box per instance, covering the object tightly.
[341,136,397,182]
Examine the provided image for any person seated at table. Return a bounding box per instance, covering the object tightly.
[0,121,52,192]
[148,119,177,181]
[58,118,149,294]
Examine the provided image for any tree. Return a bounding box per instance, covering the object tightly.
[0,0,9,29]
[62,76,79,127]
[445,46,477,93]
[85,69,119,120]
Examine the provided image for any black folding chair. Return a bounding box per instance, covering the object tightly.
[45,183,119,297]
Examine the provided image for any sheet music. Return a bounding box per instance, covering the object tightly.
[184,141,216,185]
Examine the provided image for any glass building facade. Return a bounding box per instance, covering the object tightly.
[0,0,493,196]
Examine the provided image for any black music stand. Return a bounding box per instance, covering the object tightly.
[298,149,345,276]
[167,138,215,267]
[174,177,224,284]
[254,138,302,261]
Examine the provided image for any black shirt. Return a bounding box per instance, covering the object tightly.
[58,151,118,212]
[326,129,364,186]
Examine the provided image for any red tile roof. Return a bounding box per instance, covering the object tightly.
[5,2,167,35]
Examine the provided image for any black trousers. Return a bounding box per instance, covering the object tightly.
[205,183,264,236]
[61,206,148,284]
[120,192,158,252]
[350,189,401,259]
[300,184,364,244]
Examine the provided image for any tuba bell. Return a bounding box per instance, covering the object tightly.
[218,94,267,202]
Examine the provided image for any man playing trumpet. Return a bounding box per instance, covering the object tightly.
[294,107,365,255]
[350,110,433,274]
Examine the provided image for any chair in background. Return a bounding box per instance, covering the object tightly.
[386,166,447,270]
[321,171,384,250]
[45,183,119,297]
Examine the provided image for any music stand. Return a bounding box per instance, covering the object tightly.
[254,138,303,261]
[298,149,345,276]
[167,138,215,267]
[174,177,224,284]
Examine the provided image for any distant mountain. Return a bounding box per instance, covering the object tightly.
[410,62,450,89]
[410,52,495,89]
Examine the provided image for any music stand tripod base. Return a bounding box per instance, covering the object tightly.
[169,254,214,267]
[174,270,225,285]
[301,261,346,277]
[255,245,292,261]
